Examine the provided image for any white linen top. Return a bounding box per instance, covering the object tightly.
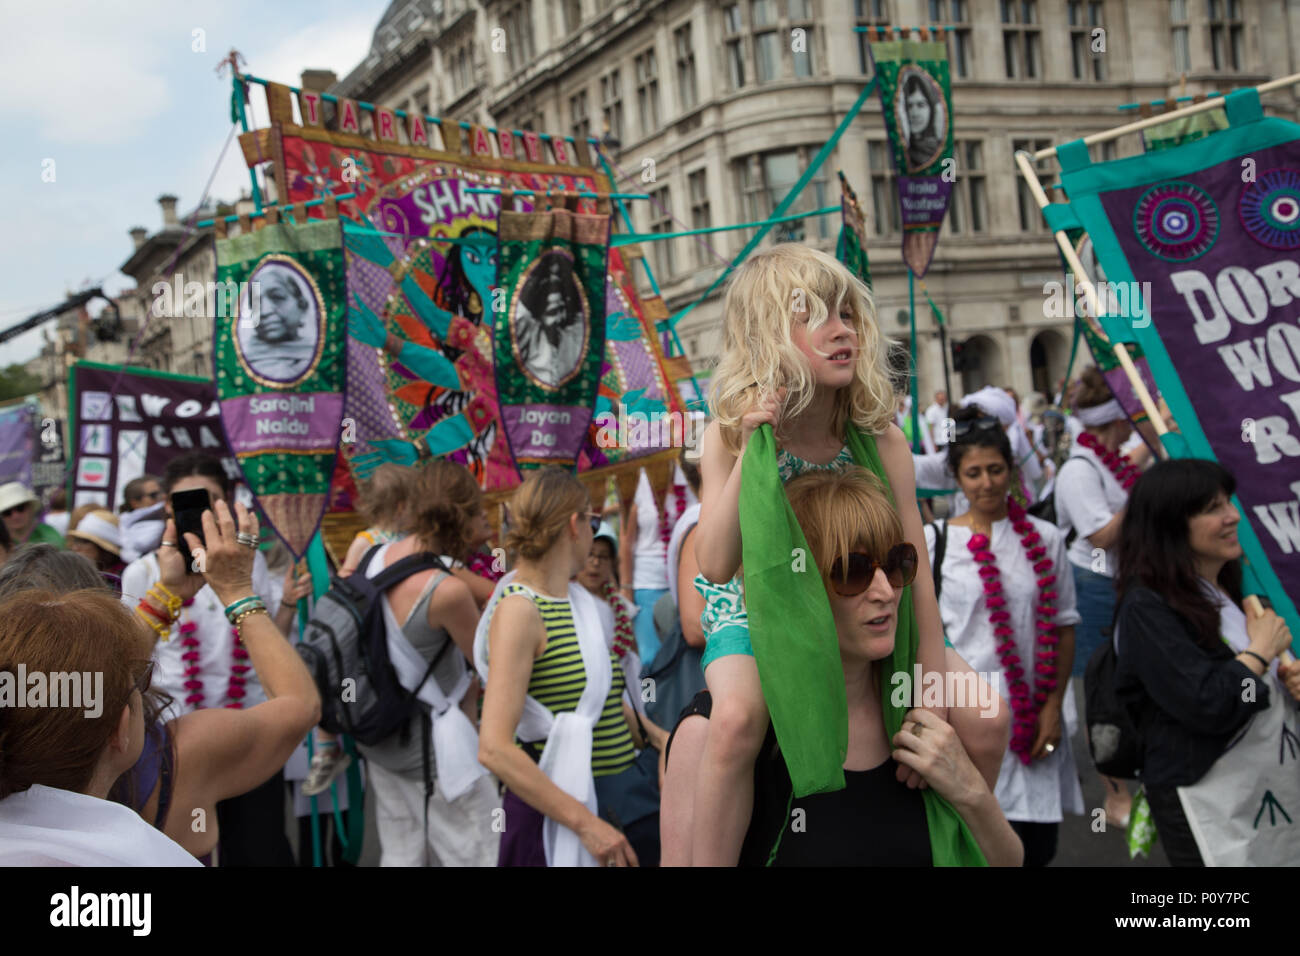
[630,466,698,591]
[121,550,284,721]
[925,514,1085,823]
[1053,441,1129,577]
[666,502,702,608]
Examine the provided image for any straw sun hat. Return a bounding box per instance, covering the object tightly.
[66,510,122,557]
[0,482,39,515]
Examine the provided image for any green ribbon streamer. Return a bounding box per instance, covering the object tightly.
[739,424,986,865]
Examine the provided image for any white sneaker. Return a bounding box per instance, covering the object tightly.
[302,747,351,796]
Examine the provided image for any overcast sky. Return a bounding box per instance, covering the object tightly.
[0,0,392,366]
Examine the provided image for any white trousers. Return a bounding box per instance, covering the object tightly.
[367,762,501,867]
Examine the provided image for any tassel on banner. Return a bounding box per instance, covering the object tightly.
[614,466,642,507]
[238,211,252,234]
[213,218,228,239]
[470,124,493,157]
[374,105,400,144]
[334,97,363,136]
[550,136,570,165]
[265,82,295,126]
[322,194,338,219]
[439,120,462,153]
[264,206,280,225]
[407,110,430,147]
[644,455,675,515]
[572,138,592,168]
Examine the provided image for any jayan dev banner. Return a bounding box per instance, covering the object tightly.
[215,218,346,559]
[868,32,955,278]
[1055,87,1300,638]
[495,194,609,472]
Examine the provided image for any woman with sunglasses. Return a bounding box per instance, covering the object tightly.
[0,505,322,864]
[477,467,643,866]
[0,482,64,548]
[924,405,1082,866]
[662,465,1022,866]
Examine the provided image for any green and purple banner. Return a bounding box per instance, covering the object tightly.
[494,200,609,471]
[215,218,346,559]
[1055,87,1300,641]
[868,35,955,278]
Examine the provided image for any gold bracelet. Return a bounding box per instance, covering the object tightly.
[233,606,269,642]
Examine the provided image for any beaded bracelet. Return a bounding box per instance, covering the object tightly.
[135,605,170,640]
[148,582,183,619]
[224,596,264,624]
[232,605,269,643]
[137,599,171,624]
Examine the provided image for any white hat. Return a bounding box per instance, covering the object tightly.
[0,482,39,514]
[67,510,122,557]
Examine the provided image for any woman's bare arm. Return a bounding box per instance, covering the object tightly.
[694,421,745,584]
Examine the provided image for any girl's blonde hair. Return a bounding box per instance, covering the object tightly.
[784,466,903,590]
[504,467,590,561]
[709,244,896,455]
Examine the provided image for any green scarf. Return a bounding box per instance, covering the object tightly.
[740,423,988,866]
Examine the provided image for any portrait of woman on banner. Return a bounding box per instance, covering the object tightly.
[510,251,589,390]
[896,67,947,174]
[235,258,324,388]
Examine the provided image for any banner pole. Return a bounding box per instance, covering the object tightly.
[1031,70,1300,161]
[1013,151,1167,439]
[908,272,920,453]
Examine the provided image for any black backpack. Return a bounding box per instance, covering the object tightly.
[296,546,453,746]
[1084,629,1143,779]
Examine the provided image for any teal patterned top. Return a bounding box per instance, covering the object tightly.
[697,443,855,652]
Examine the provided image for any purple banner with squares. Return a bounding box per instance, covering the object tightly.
[0,403,34,489]
[70,362,237,512]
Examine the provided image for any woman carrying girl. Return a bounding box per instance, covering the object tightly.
[925,405,1084,866]
[685,244,991,865]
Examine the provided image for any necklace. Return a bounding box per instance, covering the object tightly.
[1077,432,1140,490]
[966,496,1061,765]
[659,483,688,546]
[601,580,637,659]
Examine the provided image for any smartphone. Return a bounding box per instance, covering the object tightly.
[171,489,210,573]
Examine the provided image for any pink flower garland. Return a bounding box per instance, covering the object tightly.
[1077,432,1140,490]
[658,484,687,547]
[176,593,252,711]
[601,580,637,659]
[966,497,1060,765]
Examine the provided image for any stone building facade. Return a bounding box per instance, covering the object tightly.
[312,0,1300,402]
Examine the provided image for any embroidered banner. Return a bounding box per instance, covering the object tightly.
[68,362,235,511]
[495,197,609,471]
[0,403,34,489]
[215,218,347,559]
[1055,88,1300,639]
[1143,105,1229,153]
[868,35,955,278]
[836,172,873,290]
[273,124,686,509]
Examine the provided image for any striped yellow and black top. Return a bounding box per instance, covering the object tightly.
[503,583,637,778]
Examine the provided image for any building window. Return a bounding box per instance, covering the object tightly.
[1001,0,1041,79]
[1209,0,1244,72]
[501,2,535,72]
[1068,1,1105,81]
[564,0,581,31]
[1013,138,1054,232]
[736,149,830,244]
[946,141,986,235]
[790,0,815,78]
[855,0,891,74]
[689,169,712,266]
[648,186,675,279]
[928,1,971,78]
[635,49,661,136]
[674,23,698,112]
[724,5,747,89]
[1170,0,1190,73]
[570,89,590,142]
[753,0,777,26]
[600,70,623,142]
[755,30,781,82]
[866,139,900,236]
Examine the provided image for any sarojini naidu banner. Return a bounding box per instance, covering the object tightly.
[867,32,955,277]
[1053,87,1300,640]
[215,218,346,559]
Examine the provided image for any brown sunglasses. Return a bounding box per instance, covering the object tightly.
[829,543,918,596]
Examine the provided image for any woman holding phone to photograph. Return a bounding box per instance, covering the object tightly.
[119,452,298,866]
